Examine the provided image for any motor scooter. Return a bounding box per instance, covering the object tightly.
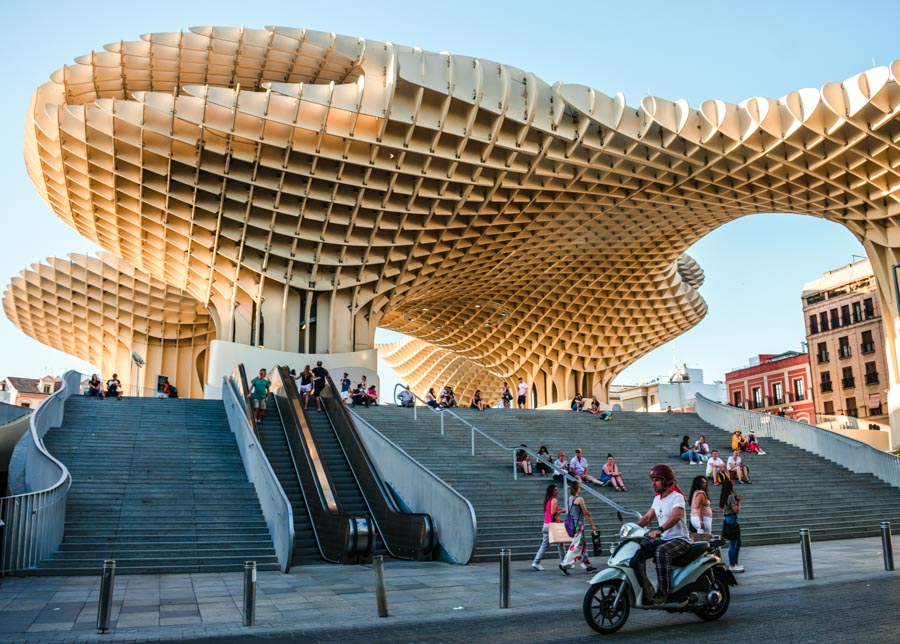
[582,522,736,634]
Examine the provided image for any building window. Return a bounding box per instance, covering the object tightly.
[838,336,851,359]
[752,387,762,409]
[733,391,743,408]
[21,401,31,408]
[830,308,840,329]
[842,366,855,389]
[793,378,805,401]
[817,342,829,364]
[840,305,851,326]
[864,298,875,319]
[869,393,883,416]
[865,362,879,385]
[819,311,829,332]
[846,397,858,417]
[853,302,863,323]
[42,384,51,393]
[823,400,835,415]
[809,314,819,335]
[861,330,875,354]
[772,382,784,405]
[820,372,832,393]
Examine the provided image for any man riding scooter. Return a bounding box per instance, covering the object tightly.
[634,464,692,605]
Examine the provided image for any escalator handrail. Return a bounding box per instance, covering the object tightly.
[319,374,435,559]
[237,364,258,438]
[268,365,369,563]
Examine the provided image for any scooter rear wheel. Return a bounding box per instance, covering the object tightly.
[583,580,631,634]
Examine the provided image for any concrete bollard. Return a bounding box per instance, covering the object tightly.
[799,528,814,580]
[499,548,511,608]
[373,555,389,617]
[96,559,116,633]
[243,561,256,627]
[881,522,895,571]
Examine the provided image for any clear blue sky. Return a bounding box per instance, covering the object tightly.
[2,0,895,389]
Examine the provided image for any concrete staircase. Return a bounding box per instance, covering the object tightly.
[36,397,279,575]
[361,407,900,563]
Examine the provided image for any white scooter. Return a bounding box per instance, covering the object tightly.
[582,522,736,634]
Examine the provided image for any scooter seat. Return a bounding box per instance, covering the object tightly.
[673,541,710,567]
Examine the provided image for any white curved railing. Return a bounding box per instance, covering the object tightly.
[350,409,477,564]
[0,371,78,574]
[222,367,295,572]
[695,393,900,489]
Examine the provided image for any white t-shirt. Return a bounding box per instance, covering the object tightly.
[570,455,589,475]
[517,381,528,396]
[726,455,742,471]
[651,491,690,542]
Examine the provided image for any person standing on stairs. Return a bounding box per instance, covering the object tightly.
[249,368,270,424]
[517,377,528,409]
[311,360,329,412]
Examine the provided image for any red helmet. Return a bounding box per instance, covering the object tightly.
[649,464,676,486]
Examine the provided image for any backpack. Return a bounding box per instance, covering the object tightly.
[564,497,579,537]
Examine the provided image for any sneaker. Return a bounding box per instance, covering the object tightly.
[532,563,544,571]
[652,590,668,605]
[730,564,745,572]
[585,565,598,573]
[558,564,570,576]
[713,481,720,485]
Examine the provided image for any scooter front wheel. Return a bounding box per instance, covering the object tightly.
[583,580,631,634]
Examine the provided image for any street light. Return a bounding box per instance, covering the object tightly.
[131,351,145,398]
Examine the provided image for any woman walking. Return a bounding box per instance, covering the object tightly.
[559,481,598,574]
[719,478,744,572]
[532,484,566,570]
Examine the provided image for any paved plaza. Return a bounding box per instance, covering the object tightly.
[0,536,896,642]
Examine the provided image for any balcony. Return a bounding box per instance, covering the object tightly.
[839,346,852,359]
[842,377,856,389]
[817,352,830,364]
[772,397,784,405]
[820,382,833,393]
[865,373,879,385]
[861,342,875,354]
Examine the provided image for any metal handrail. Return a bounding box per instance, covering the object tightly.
[390,383,640,519]
[0,370,78,574]
[695,393,900,489]
[223,366,295,572]
[350,409,477,564]
[269,365,371,563]
[319,375,435,560]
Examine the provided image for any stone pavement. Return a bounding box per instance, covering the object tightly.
[0,536,895,643]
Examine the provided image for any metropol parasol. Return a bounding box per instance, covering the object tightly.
[4,26,899,423]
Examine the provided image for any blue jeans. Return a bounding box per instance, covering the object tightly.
[724,516,741,565]
[681,451,700,463]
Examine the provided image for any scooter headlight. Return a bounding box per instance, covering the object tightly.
[618,522,642,539]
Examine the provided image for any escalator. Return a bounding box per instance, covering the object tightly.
[240,365,371,564]
[305,373,436,561]
[256,404,319,564]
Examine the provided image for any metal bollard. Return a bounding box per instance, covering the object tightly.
[373,555,389,617]
[799,528,814,580]
[243,561,256,627]
[96,560,115,633]
[881,521,895,571]
[499,548,511,608]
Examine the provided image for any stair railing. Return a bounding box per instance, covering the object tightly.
[0,370,78,574]
[389,384,641,519]
[269,366,372,563]
[350,409,477,564]
[696,393,900,489]
[223,365,295,572]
